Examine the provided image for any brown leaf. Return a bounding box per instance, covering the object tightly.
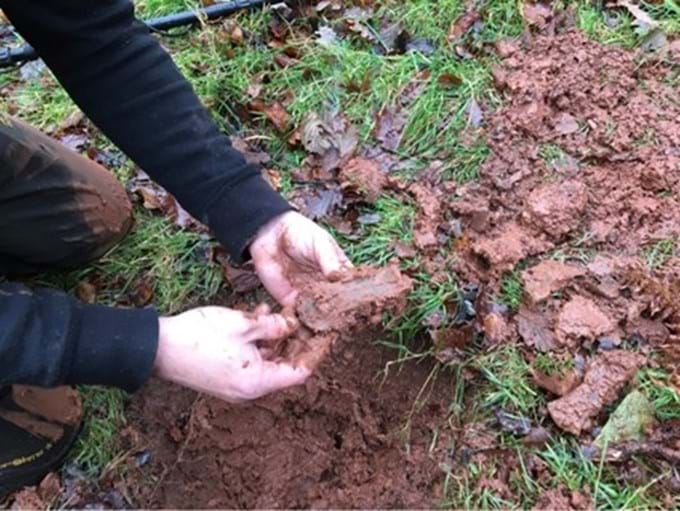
[447,8,481,41]
[431,325,473,363]
[214,248,261,293]
[130,275,154,307]
[340,157,387,202]
[229,136,272,166]
[128,170,207,233]
[289,187,343,220]
[374,106,408,151]
[300,111,359,174]
[263,101,290,132]
[76,282,97,304]
[522,2,553,27]
[437,73,463,89]
[517,308,558,352]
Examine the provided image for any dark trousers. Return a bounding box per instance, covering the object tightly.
[0,116,132,275]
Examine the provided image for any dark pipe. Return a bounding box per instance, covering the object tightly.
[0,0,271,68]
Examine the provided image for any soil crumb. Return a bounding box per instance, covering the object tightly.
[547,350,646,435]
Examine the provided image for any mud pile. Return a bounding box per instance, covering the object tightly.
[117,340,451,509]
[277,264,412,370]
[451,29,679,424]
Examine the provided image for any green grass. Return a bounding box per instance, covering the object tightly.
[641,238,676,269]
[499,271,524,311]
[335,195,416,267]
[72,387,128,473]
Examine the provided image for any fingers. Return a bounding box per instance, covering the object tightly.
[258,361,310,395]
[246,312,299,343]
[315,233,354,281]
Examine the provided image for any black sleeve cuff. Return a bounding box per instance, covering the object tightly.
[66,304,159,393]
[206,174,293,263]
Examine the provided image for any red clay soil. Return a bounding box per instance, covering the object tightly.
[451,29,680,393]
[120,339,451,509]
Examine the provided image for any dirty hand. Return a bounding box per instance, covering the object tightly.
[154,305,309,402]
[250,211,353,306]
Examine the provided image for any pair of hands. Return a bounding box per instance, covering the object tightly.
[153,212,351,403]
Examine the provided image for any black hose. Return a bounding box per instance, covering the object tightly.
[0,0,272,68]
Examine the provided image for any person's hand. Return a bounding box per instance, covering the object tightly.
[153,305,309,402]
[250,211,353,306]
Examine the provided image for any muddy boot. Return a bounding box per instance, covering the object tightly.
[0,386,82,497]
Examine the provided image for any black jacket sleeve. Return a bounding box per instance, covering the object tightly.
[0,0,292,262]
[0,282,158,392]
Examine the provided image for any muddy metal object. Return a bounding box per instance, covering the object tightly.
[0,0,274,68]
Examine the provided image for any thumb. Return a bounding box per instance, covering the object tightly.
[247,312,298,343]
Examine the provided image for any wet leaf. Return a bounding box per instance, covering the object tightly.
[640,27,667,52]
[405,37,436,56]
[448,8,481,41]
[437,73,463,89]
[494,409,532,436]
[289,187,343,221]
[229,136,271,166]
[374,106,408,151]
[59,133,89,152]
[431,325,473,363]
[128,170,207,233]
[76,281,97,304]
[214,248,261,293]
[130,275,154,307]
[522,2,553,27]
[378,21,404,52]
[594,390,656,448]
[300,111,359,173]
[617,0,658,34]
[263,101,290,133]
[316,26,338,46]
[466,97,484,128]
[517,308,558,352]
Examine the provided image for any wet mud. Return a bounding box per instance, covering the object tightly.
[276,264,412,370]
[451,29,680,412]
[119,340,452,509]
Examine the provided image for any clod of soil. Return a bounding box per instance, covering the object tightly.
[547,350,646,435]
[276,264,412,370]
[555,296,615,348]
[521,260,585,304]
[471,222,550,273]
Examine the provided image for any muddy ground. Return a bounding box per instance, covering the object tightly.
[7,17,680,511]
[116,338,450,509]
[118,28,678,508]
